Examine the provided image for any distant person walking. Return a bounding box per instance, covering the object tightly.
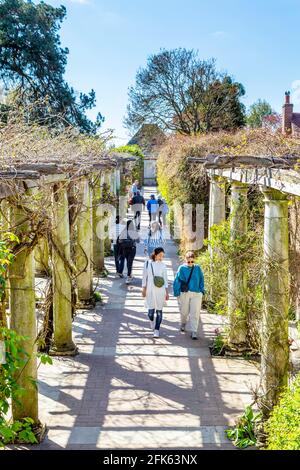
[147,194,159,223]
[117,220,138,284]
[113,215,125,276]
[130,180,142,197]
[173,251,205,340]
[130,191,145,231]
[142,247,169,338]
[144,221,165,258]
[159,198,169,228]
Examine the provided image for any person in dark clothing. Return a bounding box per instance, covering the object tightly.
[157,195,164,227]
[130,191,145,230]
[113,215,125,277]
[117,220,138,284]
[147,194,159,223]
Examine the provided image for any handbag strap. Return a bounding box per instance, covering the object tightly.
[150,262,155,279]
[186,265,195,286]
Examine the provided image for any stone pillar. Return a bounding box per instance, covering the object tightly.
[208,176,226,301]
[9,204,38,422]
[289,197,300,321]
[116,168,121,193]
[76,178,93,303]
[261,188,289,415]
[51,182,77,355]
[0,200,10,327]
[228,182,249,349]
[92,173,104,274]
[104,172,112,255]
[208,176,226,240]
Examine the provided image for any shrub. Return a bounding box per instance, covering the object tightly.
[265,374,300,450]
[113,144,144,191]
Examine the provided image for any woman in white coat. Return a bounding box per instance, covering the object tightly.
[142,247,169,338]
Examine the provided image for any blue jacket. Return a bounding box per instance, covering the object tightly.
[147,199,159,213]
[173,264,205,297]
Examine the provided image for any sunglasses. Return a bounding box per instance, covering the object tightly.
[187,260,194,264]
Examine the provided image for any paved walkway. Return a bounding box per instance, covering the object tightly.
[19,186,259,450]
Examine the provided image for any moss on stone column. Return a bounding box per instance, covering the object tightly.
[76,178,93,303]
[51,182,77,356]
[92,173,104,274]
[104,172,112,256]
[0,200,10,327]
[228,182,249,350]
[9,204,38,422]
[261,188,289,416]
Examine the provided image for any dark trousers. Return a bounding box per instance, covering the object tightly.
[123,246,136,277]
[148,211,157,223]
[158,211,163,226]
[134,210,141,230]
[148,309,163,330]
[114,244,124,274]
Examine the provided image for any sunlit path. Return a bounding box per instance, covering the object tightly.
[26,186,260,450]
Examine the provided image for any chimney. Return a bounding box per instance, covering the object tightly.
[282,91,293,134]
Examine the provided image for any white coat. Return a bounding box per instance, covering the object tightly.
[142,260,168,310]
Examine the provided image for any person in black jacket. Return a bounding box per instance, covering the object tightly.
[130,191,145,230]
[117,220,138,284]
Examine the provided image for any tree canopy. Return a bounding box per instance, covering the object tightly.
[247,99,275,128]
[0,0,103,133]
[125,48,246,136]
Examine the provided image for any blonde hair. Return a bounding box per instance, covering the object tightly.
[185,251,195,259]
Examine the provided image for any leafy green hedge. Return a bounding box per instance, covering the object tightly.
[114,144,144,189]
[265,374,300,450]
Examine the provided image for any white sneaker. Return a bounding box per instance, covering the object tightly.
[125,277,130,284]
[153,329,160,338]
[149,320,155,330]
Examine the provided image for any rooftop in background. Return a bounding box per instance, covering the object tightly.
[128,124,166,157]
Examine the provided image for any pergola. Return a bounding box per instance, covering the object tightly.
[0,152,136,428]
[189,154,300,416]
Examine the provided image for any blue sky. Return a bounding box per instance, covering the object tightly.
[43,0,300,144]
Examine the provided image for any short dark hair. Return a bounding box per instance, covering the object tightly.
[150,247,165,261]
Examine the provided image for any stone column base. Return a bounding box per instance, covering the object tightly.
[49,342,79,357]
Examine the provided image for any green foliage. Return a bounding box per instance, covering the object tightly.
[37,353,53,366]
[0,232,19,296]
[0,328,29,416]
[0,417,37,445]
[265,374,300,450]
[114,144,144,189]
[197,209,264,350]
[114,144,144,159]
[210,331,227,355]
[226,406,262,448]
[0,0,103,133]
[247,99,274,129]
[0,327,37,445]
[93,291,102,303]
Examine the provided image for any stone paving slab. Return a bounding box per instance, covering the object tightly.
[13,186,260,450]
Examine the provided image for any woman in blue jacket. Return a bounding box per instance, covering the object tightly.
[173,251,205,340]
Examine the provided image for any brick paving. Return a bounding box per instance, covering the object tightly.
[18,186,260,450]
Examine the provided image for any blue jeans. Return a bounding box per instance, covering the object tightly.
[148,309,163,330]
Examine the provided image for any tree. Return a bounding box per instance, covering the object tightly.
[0,0,103,133]
[247,99,274,128]
[124,48,246,136]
